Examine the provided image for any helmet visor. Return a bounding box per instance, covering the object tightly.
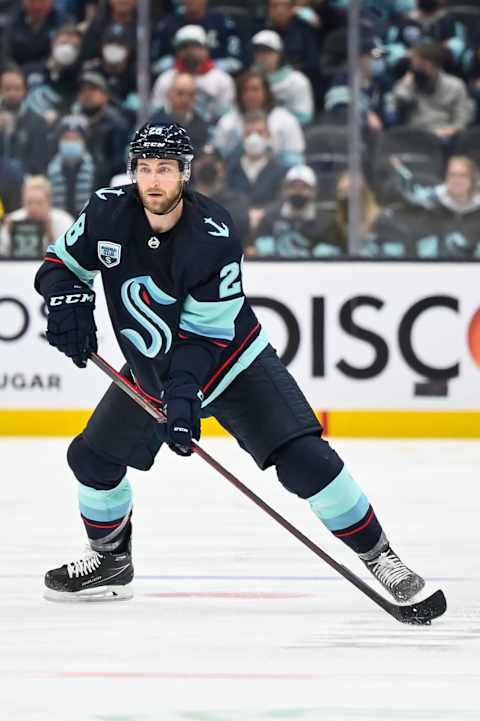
[129,153,192,181]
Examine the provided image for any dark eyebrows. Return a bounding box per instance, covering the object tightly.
[137,159,176,167]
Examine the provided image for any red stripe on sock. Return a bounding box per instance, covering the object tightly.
[81,517,122,529]
[334,509,375,538]
[45,257,65,265]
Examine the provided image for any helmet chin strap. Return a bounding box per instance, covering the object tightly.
[146,182,185,216]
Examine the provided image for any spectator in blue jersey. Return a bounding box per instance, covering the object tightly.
[251,164,342,258]
[75,70,130,187]
[151,24,235,124]
[213,69,305,168]
[3,0,72,68]
[392,42,474,139]
[152,0,243,76]
[80,0,138,63]
[0,66,49,175]
[23,24,83,126]
[150,72,209,152]
[250,30,314,126]
[265,0,320,83]
[320,31,396,130]
[380,0,471,78]
[226,111,287,230]
[47,114,96,218]
[408,1,469,71]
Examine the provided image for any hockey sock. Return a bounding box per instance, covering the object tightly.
[78,475,133,552]
[308,466,387,556]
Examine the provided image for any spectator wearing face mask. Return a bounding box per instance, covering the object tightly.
[149,72,209,152]
[0,175,73,259]
[74,70,130,186]
[3,0,72,68]
[392,42,475,139]
[24,24,83,125]
[82,23,137,124]
[252,164,341,257]
[80,0,138,63]
[152,0,244,76]
[213,69,305,167]
[193,145,251,247]
[46,115,96,218]
[226,111,287,229]
[0,66,50,175]
[250,30,314,127]
[151,24,235,123]
[265,0,320,85]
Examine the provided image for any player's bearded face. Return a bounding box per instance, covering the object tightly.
[135,158,183,214]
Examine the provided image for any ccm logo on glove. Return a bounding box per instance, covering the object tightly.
[49,292,95,306]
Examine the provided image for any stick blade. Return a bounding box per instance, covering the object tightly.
[391,589,447,625]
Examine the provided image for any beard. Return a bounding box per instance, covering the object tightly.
[138,182,183,214]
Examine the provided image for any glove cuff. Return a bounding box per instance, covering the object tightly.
[47,281,96,311]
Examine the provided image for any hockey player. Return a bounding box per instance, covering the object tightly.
[35,122,425,603]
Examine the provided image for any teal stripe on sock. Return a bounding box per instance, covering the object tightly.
[80,500,132,523]
[322,492,370,531]
[308,466,364,521]
[78,476,132,522]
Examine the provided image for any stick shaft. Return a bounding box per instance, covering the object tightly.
[89,353,397,618]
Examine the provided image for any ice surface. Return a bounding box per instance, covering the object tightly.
[1,437,479,721]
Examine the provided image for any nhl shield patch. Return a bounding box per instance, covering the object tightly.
[98,241,121,268]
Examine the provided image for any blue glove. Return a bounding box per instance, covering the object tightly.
[46,281,97,368]
[163,380,202,457]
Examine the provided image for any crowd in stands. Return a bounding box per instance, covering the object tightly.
[0,0,480,259]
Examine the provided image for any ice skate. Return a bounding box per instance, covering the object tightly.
[44,545,134,602]
[363,546,425,603]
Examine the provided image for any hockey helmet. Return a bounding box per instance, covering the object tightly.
[127,122,194,180]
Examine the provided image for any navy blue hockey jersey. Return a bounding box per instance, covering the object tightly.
[35,185,268,405]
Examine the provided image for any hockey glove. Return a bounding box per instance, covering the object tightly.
[163,380,202,457]
[46,281,97,368]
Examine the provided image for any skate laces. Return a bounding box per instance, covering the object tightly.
[368,549,412,589]
[67,547,103,579]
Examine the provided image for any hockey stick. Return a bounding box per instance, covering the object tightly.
[90,352,447,625]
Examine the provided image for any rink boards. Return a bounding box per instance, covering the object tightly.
[1,260,479,437]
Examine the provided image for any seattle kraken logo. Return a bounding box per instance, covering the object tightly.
[120,276,176,358]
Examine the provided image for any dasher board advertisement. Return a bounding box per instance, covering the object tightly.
[0,262,478,436]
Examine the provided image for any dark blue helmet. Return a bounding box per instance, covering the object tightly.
[127,122,194,179]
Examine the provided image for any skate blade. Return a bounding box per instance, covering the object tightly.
[391,579,427,604]
[43,584,133,603]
